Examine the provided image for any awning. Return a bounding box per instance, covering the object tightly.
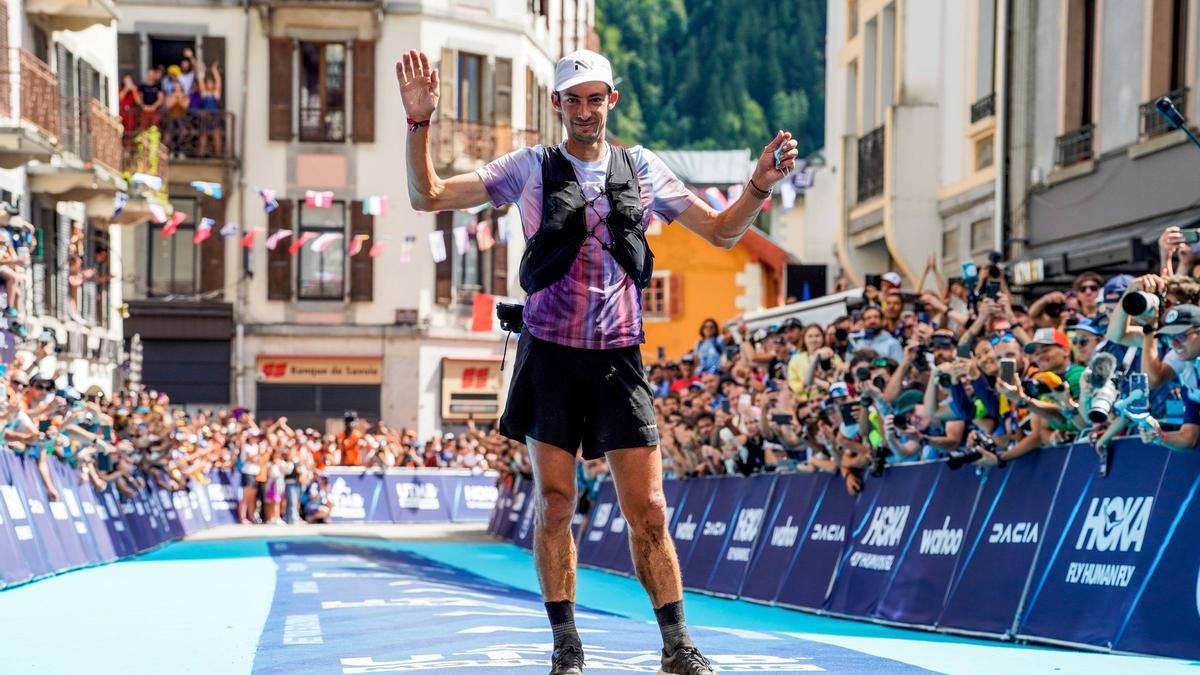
[0,125,55,168]
[28,163,122,203]
[25,0,118,32]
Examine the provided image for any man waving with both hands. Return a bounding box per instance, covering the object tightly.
[397,47,798,675]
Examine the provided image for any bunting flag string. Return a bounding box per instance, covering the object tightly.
[369,241,386,258]
[476,220,494,251]
[727,183,744,201]
[265,229,293,250]
[112,192,129,218]
[311,233,344,253]
[779,181,797,211]
[193,217,215,244]
[497,212,510,243]
[452,226,469,255]
[240,227,264,248]
[148,202,167,224]
[190,181,223,200]
[399,235,415,263]
[218,222,239,238]
[702,186,730,211]
[160,210,188,238]
[256,187,279,214]
[428,230,447,263]
[305,190,335,208]
[132,173,163,192]
[362,196,388,217]
[347,234,370,257]
[288,232,318,255]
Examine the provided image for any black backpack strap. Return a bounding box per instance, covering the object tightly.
[605,145,639,193]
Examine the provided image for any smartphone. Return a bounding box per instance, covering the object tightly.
[773,138,787,169]
[983,279,1001,299]
[771,413,793,426]
[999,358,1016,385]
[1183,228,1200,244]
[724,345,739,360]
[657,345,665,360]
[721,399,731,414]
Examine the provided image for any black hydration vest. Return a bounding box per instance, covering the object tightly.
[518,144,654,294]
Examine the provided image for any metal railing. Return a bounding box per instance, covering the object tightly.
[1139,87,1189,140]
[122,107,234,161]
[431,120,541,169]
[61,97,122,173]
[970,92,995,124]
[0,48,60,139]
[856,124,885,203]
[1054,124,1094,167]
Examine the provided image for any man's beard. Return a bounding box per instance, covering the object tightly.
[564,114,604,144]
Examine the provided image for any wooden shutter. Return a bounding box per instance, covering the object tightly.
[117,33,139,82]
[668,273,683,319]
[199,35,226,104]
[352,40,374,142]
[494,58,512,125]
[439,48,457,120]
[268,38,293,140]
[490,211,507,295]
[349,201,373,301]
[267,199,293,300]
[435,211,453,305]
[199,195,225,297]
[525,67,534,129]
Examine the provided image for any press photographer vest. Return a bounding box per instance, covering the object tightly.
[518,144,654,294]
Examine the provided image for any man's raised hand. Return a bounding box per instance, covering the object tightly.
[752,130,800,188]
[396,50,440,122]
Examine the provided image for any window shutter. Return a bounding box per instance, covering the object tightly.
[269,38,293,140]
[435,211,453,305]
[349,201,373,301]
[117,33,139,83]
[267,199,293,300]
[495,58,512,125]
[199,195,225,298]
[199,35,226,105]
[439,48,457,120]
[490,212,507,295]
[525,67,534,129]
[668,273,683,319]
[352,40,374,142]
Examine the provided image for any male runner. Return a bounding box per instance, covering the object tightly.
[397,47,798,675]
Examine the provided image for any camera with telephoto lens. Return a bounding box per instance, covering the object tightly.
[870,445,888,477]
[1121,291,1161,325]
[1086,352,1121,424]
[496,302,525,333]
[854,366,871,382]
[937,371,953,388]
[947,431,994,470]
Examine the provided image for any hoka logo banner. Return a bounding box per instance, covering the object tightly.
[732,508,765,543]
[330,478,365,519]
[1075,496,1154,553]
[860,506,910,548]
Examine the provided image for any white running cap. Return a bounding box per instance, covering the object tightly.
[554,50,615,93]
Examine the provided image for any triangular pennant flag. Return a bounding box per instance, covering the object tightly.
[780,181,797,211]
[160,209,187,238]
[289,231,318,255]
[476,220,494,251]
[794,167,815,189]
[190,181,223,200]
[369,241,386,258]
[132,173,163,191]
[112,192,129,217]
[305,190,334,208]
[464,202,489,215]
[193,217,215,244]
[702,186,730,211]
[256,187,279,214]
[399,235,415,263]
[347,234,370,256]
[219,222,239,238]
[453,226,469,255]
[727,183,744,201]
[240,227,264,248]
[362,196,389,217]
[310,232,344,253]
[428,230,447,263]
[148,202,167,224]
[471,292,496,332]
[265,229,293,250]
[497,213,510,243]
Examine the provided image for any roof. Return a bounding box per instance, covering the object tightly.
[652,149,754,187]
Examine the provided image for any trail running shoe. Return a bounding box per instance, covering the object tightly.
[659,645,716,674]
[549,643,585,675]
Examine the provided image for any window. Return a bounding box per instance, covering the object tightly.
[149,198,198,296]
[453,211,485,302]
[31,204,57,317]
[974,134,994,170]
[299,42,346,142]
[643,274,668,318]
[85,225,110,327]
[847,0,859,38]
[970,218,991,252]
[942,228,959,262]
[297,202,345,300]
[458,52,484,122]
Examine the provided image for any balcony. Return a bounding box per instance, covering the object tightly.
[123,125,169,189]
[61,96,122,174]
[25,0,118,33]
[970,92,995,124]
[0,48,60,166]
[122,107,232,185]
[1054,124,1094,167]
[430,119,539,172]
[1139,87,1189,140]
[856,124,885,203]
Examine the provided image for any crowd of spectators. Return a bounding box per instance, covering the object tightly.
[119,47,224,158]
[621,228,1200,497]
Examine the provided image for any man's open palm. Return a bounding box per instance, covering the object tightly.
[396,49,439,122]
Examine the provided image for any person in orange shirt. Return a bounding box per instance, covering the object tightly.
[337,411,363,466]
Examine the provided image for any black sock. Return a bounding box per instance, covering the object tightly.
[654,600,694,652]
[545,600,581,647]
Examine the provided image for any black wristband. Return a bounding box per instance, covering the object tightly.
[748,178,772,199]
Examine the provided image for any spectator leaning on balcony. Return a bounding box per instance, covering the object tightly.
[137,68,164,128]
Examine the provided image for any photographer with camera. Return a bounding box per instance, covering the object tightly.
[1138,305,1200,451]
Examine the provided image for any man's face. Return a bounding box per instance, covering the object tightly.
[702,373,719,394]
[663,397,679,414]
[553,81,617,145]
[1034,343,1069,373]
[786,326,802,345]
[863,309,883,331]
[1072,332,1101,364]
[697,416,714,437]
[883,294,903,319]
[1169,327,1200,360]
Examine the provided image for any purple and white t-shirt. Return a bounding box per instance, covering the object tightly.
[477,142,697,350]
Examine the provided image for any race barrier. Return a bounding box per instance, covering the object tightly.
[487,439,1200,661]
[0,454,502,590]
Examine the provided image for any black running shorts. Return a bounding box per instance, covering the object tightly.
[498,333,660,460]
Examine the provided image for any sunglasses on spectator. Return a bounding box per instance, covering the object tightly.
[990,333,1016,346]
[1078,284,1100,293]
[33,383,52,391]
[10,382,25,390]
[1072,336,1095,346]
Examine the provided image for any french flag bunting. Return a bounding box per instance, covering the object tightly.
[428,230,447,263]
[289,231,318,255]
[240,228,264,248]
[727,183,744,201]
[256,187,279,214]
[452,226,469,255]
[219,222,239,238]
[476,220,494,251]
[193,217,215,244]
[112,192,129,217]
[347,234,370,256]
[265,229,293,250]
[399,235,415,263]
[148,202,167,224]
[362,196,388,217]
[160,209,187,238]
[702,186,730,211]
[310,233,344,253]
[132,172,163,192]
[496,213,509,243]
[369,241,386,258]
[191,181,223,200]
[305,190,334,208]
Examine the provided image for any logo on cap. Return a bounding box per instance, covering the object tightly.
[573,60,591,71]
[1166,309,1180,324]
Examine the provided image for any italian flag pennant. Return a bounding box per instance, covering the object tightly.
[305,190,335,208]
[265,229,293,250]
[193,217,215,244]
[289,231,318,255]
[310,233,344,253]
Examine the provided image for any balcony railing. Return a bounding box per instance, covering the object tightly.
[856,124,885,203]
[970,92,995,124]
[1054,124,1094,167]
[124,125,169,188]
[1139,87,1189,140]
[0,48,60,139]
[122,107,234,161]
[431,120,540,169]
[61,97,122,173]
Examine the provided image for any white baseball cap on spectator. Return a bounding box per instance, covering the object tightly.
[554,50,615,93]
[881,272,902,288]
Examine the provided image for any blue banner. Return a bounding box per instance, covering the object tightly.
[774,474,858,610]
[739,472,828,602]
[14,453,81,571]
[875,464,983,626]
[705,474,778,597]
[325,471,393,523]
[448,474,500,522]
[0,450,37,585]
[385,473,448,522]
[97,483,136,559]
[670,478,720,573]
[512,478,537,550]
[682,476,748,591]
[578,480,619,566]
